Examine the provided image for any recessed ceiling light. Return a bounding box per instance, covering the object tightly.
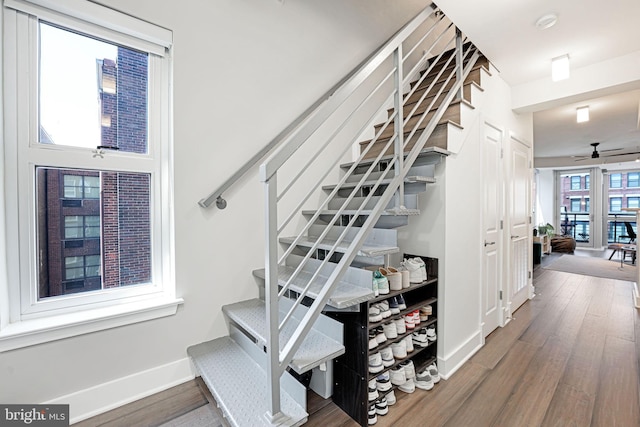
[576,106,589,123]
[536,13,558,30]
[552,54,570,81]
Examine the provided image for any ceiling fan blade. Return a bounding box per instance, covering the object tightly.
[602,150,640,158]
[599,147,624,153]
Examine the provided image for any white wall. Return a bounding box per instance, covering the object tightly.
[0,0,433,421]
[397,62,532,377]
[536,168,556,228]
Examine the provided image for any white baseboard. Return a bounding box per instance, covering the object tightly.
[46,357,196,424]
[634,282,640,308]
[437,329,483,380]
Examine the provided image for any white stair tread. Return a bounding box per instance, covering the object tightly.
[322,175,435,191]
[254,267,374,309]
[303,208,421,217]
[188,337,307,427]
[279,235,398,257]
[222,298,344,373]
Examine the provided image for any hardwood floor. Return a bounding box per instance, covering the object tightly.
[79,262,640,426]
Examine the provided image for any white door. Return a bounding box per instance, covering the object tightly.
[481,122,503,337]
[508,134,532,312]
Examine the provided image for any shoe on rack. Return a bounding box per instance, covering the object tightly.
[376,372,392,392]
[404,335,415,353]
[426,363,440,383]
[405,313,416,330]
[426,324,437,342]
[415,369,434,391]
[388,296,400,315]
[380,346,395,367]
[386,390,397,406]
[375,326,387,344]
[376,301,391,319]
[412,257,427,281]
[371,272,379,297]
[373,271,390,295]
[394,317,407,334]
[420,305,431,322]
[398,378,416,393]
[391,341,407,360]
[412,310,420,326]
[390,365,407,386]
[368,378,379,401]
[375,397,389,416]
[369,352,383,374]
[369,330,379,350]
[401,258,423,284]
[368,404,378,425]
[380,267,402,291]
[396,266,411,289]
[396,294,407,310]
[382,321,398,339]
[369,306,382,323]
[400,359,415,380]
[411,328,429,347]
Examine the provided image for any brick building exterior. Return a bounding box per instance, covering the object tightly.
[38,47,150,298]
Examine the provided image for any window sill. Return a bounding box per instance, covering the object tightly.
[0,296,183,352]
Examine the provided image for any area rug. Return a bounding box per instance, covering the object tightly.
[544,254,637,282]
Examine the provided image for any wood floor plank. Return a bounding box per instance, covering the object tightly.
[379,358,488,426]
[586,278,615,318]
[444,340,538,427]
[606,281,636,342]
[492,335,573,426]
[540,383,594,427]
[303,399,358,427]
[592,335,640,426]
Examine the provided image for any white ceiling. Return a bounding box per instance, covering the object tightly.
[434,0,640,165]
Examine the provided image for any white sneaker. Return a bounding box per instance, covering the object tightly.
[426,363,440,383]
[368,378,379,401]
[396,266,411,289]
[415,370,434,390]
[369,306,382,323]
[398,378,415,393]
[375,326,387,344]
[368,404,378,425]
[426,324,437,342]
[375,397,388,416]
[400,359,415,380]
[376,302,391,319]
[390,365,406,385]
[382,322,398,339]
[373,271,390,295]
[386,390,397,405]
[380,267,402,291]
[380,346,395,367]
[412,257,427,281]
[369,352,383,373]
[412,328,429,347]
[376,371,392,392]
[394,317,407,334]
[369,330,378,350]
[404,335,415,353]
[391,341,407,359]
[401,258,423,283]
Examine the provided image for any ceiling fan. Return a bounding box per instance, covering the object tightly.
[573,142,640,161]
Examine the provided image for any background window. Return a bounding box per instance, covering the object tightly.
[64,215,100,239]
[570,198,581,212]
[628,172,640,188]
[628,197,640,209]
[610,197,622,212]
[610,173,622,188]
[585,175,590,190]
[570,176,581,190]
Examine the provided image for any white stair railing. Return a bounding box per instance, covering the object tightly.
[255,3,483,422]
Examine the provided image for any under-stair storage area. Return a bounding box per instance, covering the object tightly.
[328,256,438,426]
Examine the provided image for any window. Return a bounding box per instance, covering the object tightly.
[628,172,640,188]
[628,197,640,209]
[585,175,590,190]
[585,197,590,212]
[570,176,581,190]
[1,0,179,351]
[610,173,622,188]
[570,198,581,212]
[610,197,623,212]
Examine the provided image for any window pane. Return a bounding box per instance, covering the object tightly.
[610,174,622,188]
[36,167,151,299]
[39,23,148,154]
[571,176,580,190]
[628,173,640,188]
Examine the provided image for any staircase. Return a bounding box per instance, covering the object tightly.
[190,4,489,426]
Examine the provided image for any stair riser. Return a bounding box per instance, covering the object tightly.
[327,194,418,210]
[360,124,450,160]
[376,102,461,140]
[311,213,410,230]
[330,182,429,197]
[346,163,437,182]
[285,253,373,291]
[406,67,483,105]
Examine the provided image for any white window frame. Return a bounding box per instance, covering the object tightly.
[0,0,181,352]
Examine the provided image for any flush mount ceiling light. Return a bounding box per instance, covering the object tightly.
[535,13,558,30]
[552,54,570,81]
[576,106,589,123]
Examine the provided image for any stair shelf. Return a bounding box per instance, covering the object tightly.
[191,3,486,425]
